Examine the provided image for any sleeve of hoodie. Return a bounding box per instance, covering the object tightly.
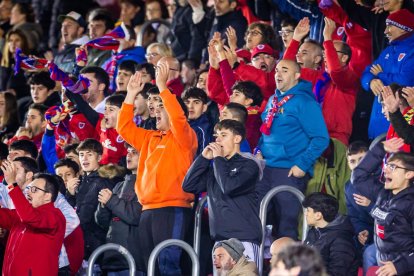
[351,141,385,185]
[212,156,259,196]
[327,236,358,276]
[105,191,142,226]
[116,103,153,151]
[389,110,414,147]
[219,59,237,97]
[41,128,58,174]
[182,155,210,194]
[295,100,329,173]
[54,193,80,238]
[323,40,359,92]
[161,88,198,152]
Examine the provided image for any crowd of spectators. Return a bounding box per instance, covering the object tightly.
[0,0,414,275]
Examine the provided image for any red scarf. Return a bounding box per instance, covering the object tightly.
[260,94,293,135]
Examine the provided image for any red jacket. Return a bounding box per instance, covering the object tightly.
[0,188,65,276]
[284,39,358,145]
[386,107,414,153]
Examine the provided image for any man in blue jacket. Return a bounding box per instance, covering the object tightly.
[256,59,329,240]
[361,9,414,140]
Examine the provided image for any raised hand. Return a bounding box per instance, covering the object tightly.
[401,87,414,108]
[293,17,310,41]
[370,64,383,76]
[226,26,238,51]
[208,41,219,70]
[381,86,399,113]
[125,72,145,104]
[98,188,113,205]
[0,160,17,185]
[383,137,404,153]
[353,194,371,207]
[323,17,336,41]
[369,78,384,96]
[155,62,169,91]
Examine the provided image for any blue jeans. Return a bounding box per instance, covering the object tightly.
[363,243,377,275]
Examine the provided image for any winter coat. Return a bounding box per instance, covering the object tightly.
[361,33,414,139]
[305,215,359,276]
[95,174,142,272]
[66,171,113,259]
[228,256,259,276]
[183,153,263,244]
[371,186,414,275]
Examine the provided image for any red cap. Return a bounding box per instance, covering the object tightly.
[386,9,414,33]
[251,44,278,59]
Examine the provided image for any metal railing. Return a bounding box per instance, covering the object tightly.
[193,196,208,256]
[87,243,136,276]
[136,19,172,46]
[147,239,200,276]
[258,185,307,276]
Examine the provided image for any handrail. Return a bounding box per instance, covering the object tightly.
[193,196,208,256]
[87,243,136,276]
[147,239,200,276]
[136,19,172,46]
[258,185,307,276]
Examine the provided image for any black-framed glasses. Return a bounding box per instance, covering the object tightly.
[384,163,411,172]
[28,186,49,194]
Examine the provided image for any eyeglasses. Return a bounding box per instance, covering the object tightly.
[28,185,49,194]
[278,30,294,36]
[384,163,410,172]
[245,30,263,37]
[145,53,159,59]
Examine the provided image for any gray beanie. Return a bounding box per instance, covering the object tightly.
[213,238,245,262]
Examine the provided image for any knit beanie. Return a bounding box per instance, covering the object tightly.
[213,238,245,262]
[386,9,414,33]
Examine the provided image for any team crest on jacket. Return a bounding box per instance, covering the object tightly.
[398,53,406,62]
[116,135,124,143]
[78,122,85,129]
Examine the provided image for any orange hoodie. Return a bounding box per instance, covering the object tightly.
[116,88,197,210]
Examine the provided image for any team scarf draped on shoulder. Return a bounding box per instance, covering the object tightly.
[84,22,130,52]
[48,62,90,94]
[14,48,48,75]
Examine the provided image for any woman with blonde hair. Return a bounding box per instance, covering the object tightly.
[145,42,173,66]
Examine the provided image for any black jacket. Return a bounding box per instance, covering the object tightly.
[371,186,414,275]
[95,174,142,272]
[182,153,262,244]
[305,215,359,276]
[170,4,207,65]
[66,171,112,260]
[54,44,78,74]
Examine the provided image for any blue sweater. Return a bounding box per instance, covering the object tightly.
[259,80,329,173]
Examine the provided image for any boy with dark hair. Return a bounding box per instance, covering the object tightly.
[116,65,197,274]
[183,119,263,264]
[78,66,110,113]
[54,158,80,189]
[303,192,359,276]
[219,102,251,152]
[9,103,48,150]
[280,18,298,50]
[116,60,137,92]
[64,86,128,165]
[133,83,154,129]
[183,87,213,156]
[65,138,112,271]
[230,81,262,149]
[136,63,156,84]
[373,152,414,276]
[95,144,144,274]
[142,86,161,130]
[8,140,38,160]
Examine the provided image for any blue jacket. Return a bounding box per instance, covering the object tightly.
[189,113,213,156]
[259,80,329,173]
[361,33,414,139]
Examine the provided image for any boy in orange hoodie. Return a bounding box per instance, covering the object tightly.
[116,61,198,274]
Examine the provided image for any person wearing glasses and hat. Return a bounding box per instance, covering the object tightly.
[0,172,65,276]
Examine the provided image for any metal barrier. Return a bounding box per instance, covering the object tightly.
[258,185,307,276]
[87,243,136,276]
[147,239,200,276]
[193,196,208,256]
[136,19,172,46]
